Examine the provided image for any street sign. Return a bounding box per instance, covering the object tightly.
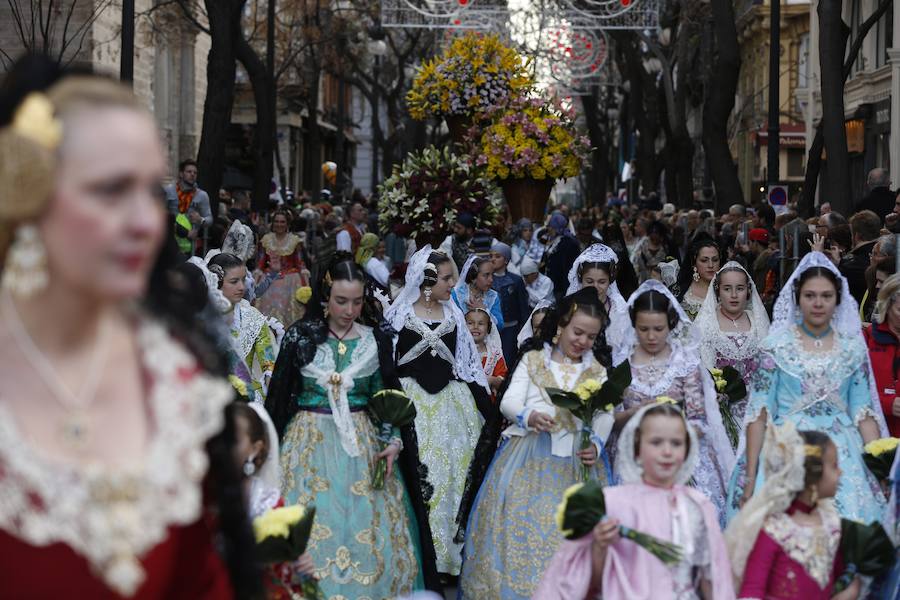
[768,184,788,215]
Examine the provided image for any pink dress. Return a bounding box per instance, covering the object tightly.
[738,500,843,600]
[533,483,736,600]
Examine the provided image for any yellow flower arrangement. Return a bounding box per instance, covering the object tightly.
[554,482,585,537]
[864,437,900,457]
[253,505,306,543]
[475,94,590,181]
[228,375,248,398]
[574,378,604,401]
[294,286,312,305]
[406,33,534,120]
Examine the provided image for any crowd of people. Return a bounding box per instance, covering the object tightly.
[1,55,900,600]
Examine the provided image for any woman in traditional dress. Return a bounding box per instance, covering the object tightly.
[613,280,735,526]
[535,401,735,600]
[255,209,309,326]
[459,289,614,599]
[465,307,508,400]
[0,59,255,597]
[383,246,494,577]
[726,252,889,524]
[265,257,439,597]
[209,252,279,403]
[693,261,770,447]
[451,254,505,330]
[566,243,630,363]
[676,234,721,320]
[726,424,857,600]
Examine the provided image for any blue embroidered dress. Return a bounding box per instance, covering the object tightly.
[725,327,887,524]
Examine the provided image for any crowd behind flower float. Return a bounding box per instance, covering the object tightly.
[1,34,899,600]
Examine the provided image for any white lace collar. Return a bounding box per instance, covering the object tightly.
[0,319,233,596]
[627,342,701,399]
[231,299,267,359]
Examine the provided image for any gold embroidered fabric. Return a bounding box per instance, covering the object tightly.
[261,232,301,256]
[524,351,608,434]
[762,503,840,589]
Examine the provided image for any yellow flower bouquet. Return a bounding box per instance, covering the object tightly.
[254,504,324,599]
[862,437,899,481]
[545,362,632,482]
[406,32,533,120]
[709,366,747,449]
[474,93,591,181]
[555,481,683,565]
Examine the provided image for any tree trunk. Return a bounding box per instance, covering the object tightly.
[800,0,890,216]
[198,0,244,217]
[302,67,322,194]
[236,34,275,213]
[818,0,851,215]
[702,0,744,213]
[580,91,610,207]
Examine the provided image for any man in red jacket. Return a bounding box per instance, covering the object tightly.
[863,275,900,436]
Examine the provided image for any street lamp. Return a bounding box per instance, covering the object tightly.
[120,0,134,84]
[767,0,781,191]
[367,29,387,193]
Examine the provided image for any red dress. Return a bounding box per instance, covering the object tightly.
[0,320,235,599]
[738,500,843,600]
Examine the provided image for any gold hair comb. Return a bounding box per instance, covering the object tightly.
[12,94,62,150]
[804,444,822,458]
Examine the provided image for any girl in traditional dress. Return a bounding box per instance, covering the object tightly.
[676,234,721,320]
[210,252,279,403]
[693,262,770,447]
[566,243,630,362]
[460,288,615,600]
[452,254,505,329]
[383,246,495,577]
[0,60,255,597]
[265,257,439,597]
[516,302,554,350]
[726,424,859,600]
[465,308,507,400]
[534,402,735,600]
[613,280,735,525]
[726,252,888,524]
[255,209,309,326]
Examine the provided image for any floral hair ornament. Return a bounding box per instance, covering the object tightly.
[12,93,62,150]
[655,396,678,406]
[804,444,823,458]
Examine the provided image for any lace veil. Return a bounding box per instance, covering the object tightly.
[187,256,232,314]
[724,421,808,588]
[517,300,554,348]
[468,307,504,376]
[618,279,736,477]
[770,251,888,436]
[221,220,256,262]
[247,402,281,492]
[615,401,700,486]
[694,261,770,372]
[565,244,626,305]
[384,245,489,391]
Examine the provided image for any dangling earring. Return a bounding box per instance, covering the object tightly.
[243,455,257,476]
[692,267,700,283]
[322,304,329,319]
[1,224,48,297]
[424,287,432,303]
[808,485,818,507]
[552,328,561,345]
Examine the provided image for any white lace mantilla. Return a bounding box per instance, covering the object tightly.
[300,324,378,457]
[628,342,702,399]
[232,299,267,359]
[0,320,232,596]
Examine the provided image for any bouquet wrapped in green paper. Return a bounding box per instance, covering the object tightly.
[546,361,631,482]
[832,519,895,593]
[368,389,417,490]
[555,480,683,565]
[254,504,324,600]
[862,437,899,482]
[709,366,747,448]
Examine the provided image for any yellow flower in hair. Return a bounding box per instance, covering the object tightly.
[13,93,62,150]
[554,482,584,536]
[656,396,677,405]
[294,286,312,304]
[864,437,900,457]
[253,505,306,543]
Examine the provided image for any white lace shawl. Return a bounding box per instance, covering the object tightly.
[247,402,281,496]
[694,261,770,372]
[0,320,233,596]
[384,245,489,391]
[300,323,379,457]
[619,279,736,477]
[231,299,268,359]
[724,420,810,588]
[770,251,888,436]
[615,402,701,486]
